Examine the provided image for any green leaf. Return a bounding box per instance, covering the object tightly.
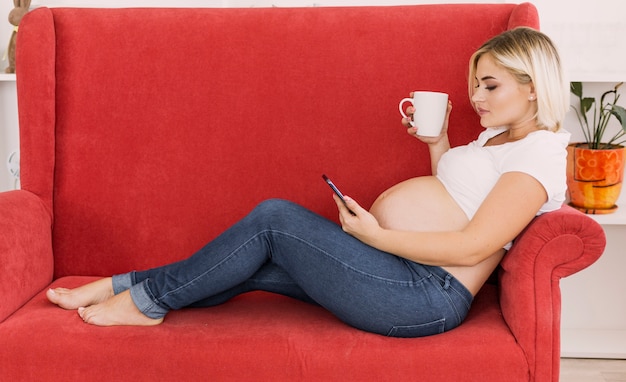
[571,82,583,98]
[610,104,626,132]
[570,81,625,146]
[581,97,595,114]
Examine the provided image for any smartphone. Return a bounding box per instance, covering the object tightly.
[322,174,356,215]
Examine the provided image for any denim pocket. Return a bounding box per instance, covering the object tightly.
[386,318,446,338]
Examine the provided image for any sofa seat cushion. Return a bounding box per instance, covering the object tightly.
[1,276,527,381]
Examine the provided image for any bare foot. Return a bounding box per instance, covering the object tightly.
[46,277,114,310]
[77,290,164,327]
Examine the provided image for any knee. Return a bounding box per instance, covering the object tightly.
[250,199,303,227]
[255,198,295,215]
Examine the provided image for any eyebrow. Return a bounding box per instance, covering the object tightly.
[479,76,497,81]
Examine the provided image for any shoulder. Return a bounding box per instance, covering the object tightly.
[499,129,570,177]
[503,129,570,163]
[501,129,570,211]
[520,129,570,149]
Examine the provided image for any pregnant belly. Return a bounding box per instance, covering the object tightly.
[369,176,468,233]
[369,176,504,296]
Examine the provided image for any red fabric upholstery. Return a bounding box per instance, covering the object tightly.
[0,3,605,381]
[2,278,527,381]
[0,190,52,322]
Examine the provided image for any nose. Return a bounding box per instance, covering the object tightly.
[471,88,484,103]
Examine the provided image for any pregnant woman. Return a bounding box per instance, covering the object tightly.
[47,27,571,337]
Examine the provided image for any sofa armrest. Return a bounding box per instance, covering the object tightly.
[0,190,53,323]
[498,205,605,382]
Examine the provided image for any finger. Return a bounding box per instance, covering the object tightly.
[342,195,362,215]
[333,194,357,217]
[332,194,350,215]
[440,100,453,134]
[402,105,415,128]
[404,106,415,122]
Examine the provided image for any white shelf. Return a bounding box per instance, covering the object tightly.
[583,192,626,226]
[562,329,626,359]
[0,74,16,82]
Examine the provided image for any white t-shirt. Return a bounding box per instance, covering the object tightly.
[436,127,570,250]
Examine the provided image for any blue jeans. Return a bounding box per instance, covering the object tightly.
[112,199,473,337]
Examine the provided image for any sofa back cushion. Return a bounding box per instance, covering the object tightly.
[17,4,539,277]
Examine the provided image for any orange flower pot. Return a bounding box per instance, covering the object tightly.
[566,143,626,214]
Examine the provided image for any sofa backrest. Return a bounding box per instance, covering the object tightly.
[16,4,539,278]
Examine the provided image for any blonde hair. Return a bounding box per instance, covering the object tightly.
[468,27,568,131]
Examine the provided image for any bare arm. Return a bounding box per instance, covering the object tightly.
[426,138,450,175]
[335,171,547,267]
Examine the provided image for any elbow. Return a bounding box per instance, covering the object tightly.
[454,255,482,267]
[453,248,494,267]
[463,249,507,267]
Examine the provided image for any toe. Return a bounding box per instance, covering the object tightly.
[77,307,87,321]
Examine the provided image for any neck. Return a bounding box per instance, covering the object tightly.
[505,120,541,142]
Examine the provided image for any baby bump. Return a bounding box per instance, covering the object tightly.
[369,176,469,233]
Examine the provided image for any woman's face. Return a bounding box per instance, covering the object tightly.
[471,53,537,131]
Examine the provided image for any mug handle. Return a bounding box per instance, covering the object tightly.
[398,98,415,126]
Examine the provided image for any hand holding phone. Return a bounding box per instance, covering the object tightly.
[322,174,356,216]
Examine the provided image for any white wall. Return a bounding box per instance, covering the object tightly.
[0,80,17,191]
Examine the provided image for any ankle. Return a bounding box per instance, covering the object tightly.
[112,273,133,294]
[128,281,169,319]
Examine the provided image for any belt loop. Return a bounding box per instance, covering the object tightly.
[443,274,452,290]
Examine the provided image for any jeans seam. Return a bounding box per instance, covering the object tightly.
[430,273,466,325]
[448,285,472,310]
[267,229,428,287]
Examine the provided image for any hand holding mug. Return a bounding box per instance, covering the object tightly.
[399,91,449,137]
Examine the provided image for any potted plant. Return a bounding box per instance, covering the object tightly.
[567,82,626,214]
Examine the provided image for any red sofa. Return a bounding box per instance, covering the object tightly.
[1,3,605,381]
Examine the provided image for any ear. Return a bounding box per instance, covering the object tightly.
[528,82,537,102]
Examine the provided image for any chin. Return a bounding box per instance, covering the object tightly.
[480,120,503,129]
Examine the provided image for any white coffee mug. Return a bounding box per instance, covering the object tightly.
[399,91,449,137]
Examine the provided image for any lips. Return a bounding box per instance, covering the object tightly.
[476,107,489,116]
